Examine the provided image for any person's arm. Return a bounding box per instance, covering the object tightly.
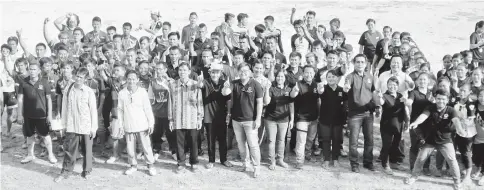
[188,40,197,57]
[181,27,188,46]
[268,61,275,82]
[451,117,463,133]
[358,33,366,54]
[289,8,296,25]
[16,30,31,57]
[247,31,260,53]
[263,87,271,106]
[147,83,155,104]
[409,110,430,128]
[43,18,55,50]
[54,14,68,31]
[359,45,364,54]
[143,91,155,132]
[302,27,315,44]
[56,95,62,118]
[376,93,385,106]
[277,30,285,54]
[470,34,484,49]
[225,34,234,51]
[196,87,204,129]
[255,97,263,129]
[404,74,415,90]
[61,89,68,127]
[46,95,53,122]
[289,102,294,125]
[88,89,99,136]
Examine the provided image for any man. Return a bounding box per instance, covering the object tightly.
[153,22,172,56]
[106,26,117,44]
[166,46,197,80]
[181,12,199,46]
[285,52,304,87]
[168,62,204,173]
[7,36,24,61]
[16,29,47,64]
[121,22,139,51]
[232,13,250,48]
[124,48,137,70]
[227,35,258,67]
[55,67,98,182]
[17,61,57,164]
[264,16,284,53]
[225,63,263,178]
[83,16,108,45]
[1,44,17,138]
[191,23,211,51]
[290,9,318,40]
[215,13,236,49]
[344,54,378,173]
[373,26,393,74]
[376,55,415,94]
[264,36,287,65]
[118,70,156,176]
[406,89,462,190]
[290,65,319,169]
[199,63,233,169]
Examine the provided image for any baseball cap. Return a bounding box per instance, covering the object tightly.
[209,63,223,71]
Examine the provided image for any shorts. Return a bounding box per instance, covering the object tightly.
[3,92,18,108]
[23,118,50,137]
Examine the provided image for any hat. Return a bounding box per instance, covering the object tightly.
[323,31,333,39]
[209,63,223,71]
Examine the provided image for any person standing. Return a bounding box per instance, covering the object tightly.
[55,68,98,182]
[118,70,156,176]
[358,19,383,67]
[168,62,204,173]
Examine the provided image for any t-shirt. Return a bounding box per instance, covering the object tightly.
[83,31,108,46]
[475,105,484,144]
[181,25,200,45]
[408,88,433,122]
[293,80,319,122]
[285,66,303,87]
[381,92,406,134]
[18,77,54,118]
[358,31,383,61]
[290,34,310,59]
[319,85,347,125]
[201,79,230,123]
[470,32,484,63]
[422,105,457,145]
[147,78,171,118]
[265,85,293,122]
[231,78,263,122]
[453,100,477,138]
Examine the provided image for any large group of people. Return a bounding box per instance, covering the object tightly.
[0,8,484,190]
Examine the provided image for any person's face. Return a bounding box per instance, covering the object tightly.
[107,29,116,39]
[253,63,264,76]
[140,39,149,49]
[383,28,392,38]
[113,67,125,78]
[317,26,325,35]
[73,30,83,42]
[266,38,276,51]
[289,56,301,68]
[227,17,235,26]
[417,75,429,88]
[241,17,248,26]
[354,57,366,72]
[392,35,401,46]
[387,81,398,93]
[209,70,221,81]
[303,67,315,82]
[340,52,349,63]
[104,49,114,60]
[438,81,450,91]
[29,65,41,77]
[326,73,338,86]
[35,46,46,57]
[264,19,273,28]
[275,72,285,85]
[75,73,86,85]
[155,64,166,77]
[399,45,410,56]
[67,17,78,27]
[178,65,190,79]
[126,73,139,87]
[238,65,252,80]
[59,34,69,44]
[327,53,339,68]
[390,57,402,72]
[239,38,249,49]
[435,94,449,109]
[459,87,471,98]
[416,59,426,66]
[443,58,452,68]
[151,14,158,21]
[162,25,171,36]
[333,37,344,46]
[330,22,339,32]
[1,48,10,57]
[126,51,137,63]
[42,62,52,72]
[294,24,304,35]
[409,48,419,58]
[456,66,467,78]
[198,27,207,38]
[306,14,315,24]
[85,62,95,72]
[168,35,178,46]
[262,53,272,64]
[113,37,122,48]
[233,55,244,65]
[306,56,316,66]
[189,15,198,25]
[8,40,17,51]
[17,62,27,71]
[169,49,180,63]
[472,71,482,83]
[367,22,375,31]
[123,26,131,36]
[62,65,73,77]
[420,66,430,73]
[138,63,149,76]
[201,51,213,65]
[312,44,323,54]
[92,21,101,31]
[58,50,69,60]
[83,47,92,55]
[465,54,473,63]
[401,35,411,44]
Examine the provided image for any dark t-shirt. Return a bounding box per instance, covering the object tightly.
[380,92,406,134]
[265,84,293,122]
[319,85,347,125]
[201,79,230,123]
[422,105,457,145]
[231,78,263,122]
[358,30,383,61]
[285,67,303,87]
[408,89,433,122]
[18,77,54,119]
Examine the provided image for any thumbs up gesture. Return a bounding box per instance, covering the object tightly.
[223,80,230,88]
[292,84,300,93]
[343,82,351,92]
[197,75,204,88]
[317,82,325,94]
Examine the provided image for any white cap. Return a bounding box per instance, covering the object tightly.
[209,63,223,71]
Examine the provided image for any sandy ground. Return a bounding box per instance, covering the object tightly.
[1,0,484,189]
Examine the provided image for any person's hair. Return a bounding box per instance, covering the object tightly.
[265,35,277,42]
[303,64,315,72]
[312,40,323,48]
[67,14,80,26]
[125,69,139,78]
[199,23,206,29]
[306,11,316,16]
[442,54,452,61]
[414,51,424,58]
[201,48,213,56]
[139,36,150,44]
[400,32,411,40]
[15,57,27,66]
[60,61,74,69]
[189,12,198,17]
[264,15,274,21]
[122,22,132,29]
[392,31,401,38]
[239,34,249,41]
[156,61,168,69]
[29,62,40,69]
[76,67,89,77]
[82,57,96,67]
[39,57,53,67]
[237,13,248,22]
[58,31,69,39]
[254,24,266,33]
[113,34,123,40]
[452,53,463,60]
[73,27,85,36]
[383,26,392,32]
[457,63,468,69]
[333,31,345,40]
[262,51,274,58]
[92,16,101,23]
[461,50,473,57]
[353,54,367,62]
[178,61,190,70]
[211,32,220,37]
[366,18,376,25]
[390,55,403,62]
[234,50,245,57]
[289,51,302,59]
[168,32,180,39]
[387,76,399,85]
[102,44,114,54]
[36,43,47,49]
[237,63,250,71]
[416,57,427,64]
[162,22,171,28]
[435,88,450,98]
[106,26,116,32]
[138,60,150,67]
[417,72,429,80]
[438,77,451,85]
[113,63,126,71]
[126,48,136,54]
[79,52,91,63]
[329,18,340,28]
[475,20,484,32]
[7,36,19,45]
[420,62,431,70]
[293,19,303,26]
[326,69,339,78]
[305,52,316,59]
[272,69,287,86]
[327,50,338,57]
[224,13,235,22]
[1,44,12,52]
[317,24,326,31]
[57,44,68,52]
[169,45,180,52]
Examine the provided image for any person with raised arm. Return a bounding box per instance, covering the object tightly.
[53,13,80,39]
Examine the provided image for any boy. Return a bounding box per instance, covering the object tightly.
[53,62,75,156]
[121,22,139,51]
[1,44,17,138]
[106,26,117,44]
[181,12,199,46]
[291,20,314,63]
[84,16,108,45]
[263,16,284,53]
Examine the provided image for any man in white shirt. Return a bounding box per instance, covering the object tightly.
[376,55,414,95]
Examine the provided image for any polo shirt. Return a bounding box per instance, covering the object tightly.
[231,78,263,122]
[358,30,383,61]
[83,30,108,45]
[232,47,257,67]
[121,35,139,50]
[285,66,303,87]
[346,71,376,116]
[376,70,412,94]
[181,25,200,45]
[470,32,484,62]
[18,77,53,119]
[103,78,126,117]
[315,65,342,83]
[422,105,457,145]
[294,80,319,122]
[380,91,406,134]
[408,88,433,122]
[265,84,293,122]
[319,85,347,125]
[201,79,230,123]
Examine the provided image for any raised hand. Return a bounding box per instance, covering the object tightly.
[291,7,296,13]
[317,82,325,94]
[44,18,50,24]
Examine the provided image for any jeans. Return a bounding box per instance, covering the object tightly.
[232,120,261,166]
[205,120,228,163]
[455,135,473,169]
[319,123,343,161]
[125,131,155,166]
[294,120,318,164]
[152,117,176,153]
[175,129,199,166]
[473,143,484,174]
[265,120,289,163]
[411,143,460,181]
[348,112,374,166]
[61,133,93,173]
[380,130,402,167]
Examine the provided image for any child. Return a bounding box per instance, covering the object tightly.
[473,90,484,186]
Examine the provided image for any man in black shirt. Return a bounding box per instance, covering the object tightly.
[405,89,462,190]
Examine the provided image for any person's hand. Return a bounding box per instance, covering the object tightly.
[55,113,61,120]
[226,114,231,126]
[404,122,410,132]
[44,18,50,24]
[169,121,174,131]
[251,51,258,58]
[377,90,383,98]
[147,126,153,135]
[449,70,458,83]
[291,7,296,14]
[17,115,24,125]
[343,82,351,92]
[90,131,96,139]
[66,13,73,18]
[292,84,300,93]
[288,120,294,130]
[317,82,325,94]
[417,139,426,148]
[52,63,59,70]
[47,115,52,124]
[16,29,22,37]
[253,118,261,129]
[197,123,202,130]
[189,34,196,43]
[223,80,230,89]
[409,122,418,130]
[197,75,204,88]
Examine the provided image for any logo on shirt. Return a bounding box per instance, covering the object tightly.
[367,79,372,84]
[246,87,253,93]
[338,92,342,97]
[443,114,449,119]
[469,105,475,110]
[298,76,303,81]
[313,88,318,93]
[285,91,290,96]
[38,85,44,90]
[451,98,456,102]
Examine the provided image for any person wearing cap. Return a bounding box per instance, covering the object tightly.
[199,63,233,169]
[358,19,383,65]
[84,16,108,45]
[7,36,24,61]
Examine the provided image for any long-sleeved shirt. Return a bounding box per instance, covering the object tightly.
[117,87,154,133]
[168,79,203,129]
[61,84,98,135]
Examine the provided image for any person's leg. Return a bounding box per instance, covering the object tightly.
[5,108,15,135]
[22,118,36,160]
[455,135,473,182]
[61,133,79,173]
[304,121,318,159]
[244,121,261,166]
[175,129,187,166]
[216,120,228,164]
[348,115,364,167]
[275,122,289,163]
[320,123,332,162]
[380,131,393,168]
[232,120,249,167]
[151,117,163,153]
[435,150,445,170]
[100,103,112,148]
[410,144,435,177]
[409,129,419,171]
[37,119,56,162]
[265,120,278,165]
[289,122,297,151]
[125,133,138,167]
[162,118,176,154]
[138,131,155,165]
[205,123,216,163]
[197,125,204,155]
[437,143,461,185]
[332,125,343,162]
[295,121,309,165]
[81,134,93,173]
[258,120,266,145]
[189,129,200,166]
[361,114,374,167]
[389,129,403,166]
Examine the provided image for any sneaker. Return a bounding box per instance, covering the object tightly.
[471,172,481,180]
[435,169,443,177]
[54,172,71,183]
[81,171,91,180]
[295,163,304,170]
[198,149,204,156]
[222,161,233,167]
[105,157,118,164]
[332,160,340,168]
[383,166,394,175]
[48,156,58,164]
[171,153,177,161]
[136,153,144,160]
[124,167,137,175]
[253,167,260,178]
[205,163,214,169]
[363,164,375,171]
[176,165,186,173]
[305,156,312,162]
[321,161,330,169]
[423,168,431,176]
[478,176,484,186]
[453,182,461,190]
[351,165,360,173]
[404,176,417,185]
[191,164,200,172]
[21,156,36,164]
[340,149,348,157]
[268,163,276,170]
[153,153,160,162]
[276,160,289,168]
[313,148,322,156]
[148,166,157,176]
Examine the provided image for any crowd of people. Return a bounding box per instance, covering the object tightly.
[0,8,484,189]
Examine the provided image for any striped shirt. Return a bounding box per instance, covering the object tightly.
[168,79,203,130]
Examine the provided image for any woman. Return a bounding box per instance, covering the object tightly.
[470,21,484,66]
[263,70,294,170]
[375,31,401,76]
[358,18,383,66]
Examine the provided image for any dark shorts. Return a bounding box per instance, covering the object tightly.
[3,92,18,107]
[23,118,50,137]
